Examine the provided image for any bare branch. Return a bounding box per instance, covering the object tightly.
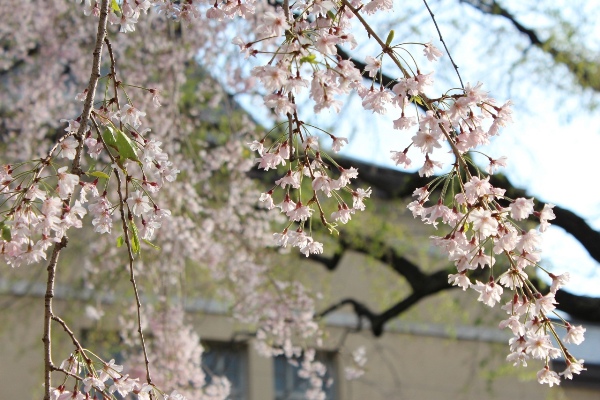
[316,234,600,337]
[461,0,600,92]
[43,1,110,398]
[422,0,464,88]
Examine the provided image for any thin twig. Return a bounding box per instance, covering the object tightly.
[341,0,470,173]
[104,37,123,131]
[422,0,464,89]
[51,315,92,365]
[43,1,110,398]
[114,162,154,387]
[92,115,154,388]
[341,0,411,80]
[282,0,290,19]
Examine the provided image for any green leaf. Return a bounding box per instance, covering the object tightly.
[116,235,124,248]
[0,222,11,242]
[412,96,424,106]
[299,54,317,65]
[385,30,395,47]
[114,129,140,162]
[103,127,118,148]
[143,239,160,251]
[103,127,140,167]
[89,171,110,179]
[463,221,472,233]
[129,221,140,255]
[111,0,120,12]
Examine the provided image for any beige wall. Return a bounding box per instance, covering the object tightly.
[1,293,597,400]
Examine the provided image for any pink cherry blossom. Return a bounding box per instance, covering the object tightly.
[472,280,503,307]
[56,167,79,199]
[468,208,498,237]
[537,366,560,387]
[510,198,534,220]
[564,324,586,345]
[560,360,586,380]
[423,41,443,61]
[126,190,152,216]
[537,203,556,232]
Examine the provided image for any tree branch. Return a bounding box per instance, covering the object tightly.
[333,157,600,264]
[460,0,600,92]
[315,232,600,337]
[337,232,429,292]
[43,2,110,398]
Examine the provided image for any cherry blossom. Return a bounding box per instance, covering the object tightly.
[468,208,499,237]
[0,0,588,394]
[560,360,586,380]
[537,366,561,387]
[423,41,443,61]
[127,190,152,217]
[56,167,80,199]
[564,324,586,345]
[473,280,503,307]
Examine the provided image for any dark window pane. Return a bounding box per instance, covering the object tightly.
[274,351,336,400]
[202,341,248,400]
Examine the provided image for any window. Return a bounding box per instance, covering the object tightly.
[81,331,249,399]
[202,341,248,400]
[274,351,337,400]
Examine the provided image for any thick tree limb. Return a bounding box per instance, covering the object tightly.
[333,157,600,264]
[554,290,600,322]
[337,233,431,292]
[314,232,600,336]
[460,0,600,92]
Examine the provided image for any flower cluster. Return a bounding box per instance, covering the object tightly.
[0,161,86,268]
[51,352,195,400]
[0,72,175,269]
[243,7,379,254]
[3,0,590,395]
[238,0,587,386]
[298,349,331,400]
[398,86,585,384]
[344,346,367,380]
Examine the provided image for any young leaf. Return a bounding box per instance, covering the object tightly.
[103,127,118,149]
[412,96,424,106]
[0,222,11,242]
[299,54,317,65]
[385,30,395,47]
[129,221,141,255]
[116,235,124,248]
[143,239,161,250]
[103,127,140,168]
[89,171,110,179]
[115,129,140,162]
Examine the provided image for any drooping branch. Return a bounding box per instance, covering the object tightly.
[42,1,110,398]
[460,0,600,92]
[43,236,67,399]
[333,46,600,264]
